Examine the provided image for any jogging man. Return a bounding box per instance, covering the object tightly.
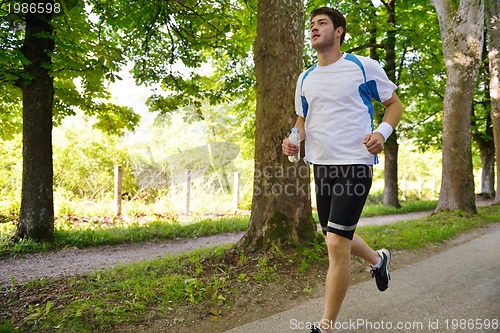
[282,7,403,333]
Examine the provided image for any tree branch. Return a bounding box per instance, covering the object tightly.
[172,0,223,35]
[379,0,391,12]
[346,43,387,53]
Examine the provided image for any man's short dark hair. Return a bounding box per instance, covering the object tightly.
[310,7,347,45]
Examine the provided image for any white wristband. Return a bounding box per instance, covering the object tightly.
[375,122,393,142]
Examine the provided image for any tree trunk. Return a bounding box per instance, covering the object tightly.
[473,111,495,200]
[382,0,401,207]
[15,3,55,241]
[472,44,495,200]
[478,138,495,199]
[240,0,316,250]
[384,133,401,206]
[487,0,500,203]
[432,0,483,214]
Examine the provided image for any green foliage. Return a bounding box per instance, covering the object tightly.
[0,0,141,139]
[0,95,255,218]
[0,0,259,145]
[0,135,22,213]
[471,54,493,146]
[50,0,141,133]
[0,86,22,140]
[53,113,136,201]
[124,104,254,212]
[87,0,257,118]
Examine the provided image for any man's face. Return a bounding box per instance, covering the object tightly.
[309,14,342,52]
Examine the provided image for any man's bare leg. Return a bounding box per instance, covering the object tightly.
[351,233,379,265]
[320,233,352,332]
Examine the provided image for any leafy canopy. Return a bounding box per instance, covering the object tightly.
[0,0,140,138]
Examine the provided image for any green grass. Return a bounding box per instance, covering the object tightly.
[361,199,437,217]
[358,204,500,250]
[2,205,500,333]
[0,322,20,333]
[0,215,249,257]
[54,245,234,331]
[0,199,437,258]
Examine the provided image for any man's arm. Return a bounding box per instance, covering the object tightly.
[380,92,403,129]
[363,92,403,155]
[294,116,306,141]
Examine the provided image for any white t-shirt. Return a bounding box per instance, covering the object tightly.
[295,53,397,165]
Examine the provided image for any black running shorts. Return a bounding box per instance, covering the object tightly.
[313,164,373,240]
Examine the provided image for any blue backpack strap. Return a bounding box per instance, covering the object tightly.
[300,64,317,119]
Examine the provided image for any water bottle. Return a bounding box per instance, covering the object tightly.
[288,127,300,163]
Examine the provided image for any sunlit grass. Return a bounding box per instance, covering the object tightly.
[0,214,249,257]
[357,204,500,250]
[361,199,437,217]
[0,199,439,257]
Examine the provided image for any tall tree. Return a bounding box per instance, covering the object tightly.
[347,0,402,207]
[431,0,484,213]
[380,0,401,207]
[472,37,494,199]
[392,1,445,150]
[487,0,500,203]
[239,0,316,250]
[16,0,56,241]
[396,1,493,200]
[1,0,140,241]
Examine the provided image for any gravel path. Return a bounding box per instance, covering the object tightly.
[0,233,244,287]
[0,208,464,287]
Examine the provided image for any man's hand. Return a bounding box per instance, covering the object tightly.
[363,132,385,155]
[282,138,299,156]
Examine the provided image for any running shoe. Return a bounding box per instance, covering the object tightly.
[310,325,328,333]
[371,248,391,291]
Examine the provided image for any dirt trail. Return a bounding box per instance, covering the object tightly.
[0,233,243,287]
[0,206,482,287]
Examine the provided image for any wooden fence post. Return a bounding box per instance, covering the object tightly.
[184,170,191,215]
[233,172,240,212]
[114,165,122,216]
[418,176,423,199]
[401,175,407,201]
